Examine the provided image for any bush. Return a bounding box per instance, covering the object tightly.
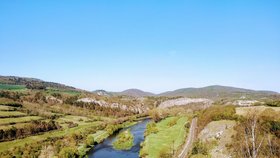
[58,147,78,158]
[113,130,134,150]
[85,135,95,147]
[159,149,172,158]
[265,100,280,107]
[167,117,179,127]
[144,121,158,136]
[197,105,237,133]
[192,141,208,155]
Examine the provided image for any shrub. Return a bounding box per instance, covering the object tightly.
[197,105,237,133]
[159,149,172,158]
[192,141,208,155]
[144,121,158,136]
[85,135,95,147]
[167,117,179,127]
[58,147,78,158]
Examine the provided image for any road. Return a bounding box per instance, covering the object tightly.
[178,117,198,158]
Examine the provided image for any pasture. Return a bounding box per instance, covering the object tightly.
[141,116,189,158]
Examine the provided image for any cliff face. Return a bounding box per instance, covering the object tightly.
[77,98,149,114]
[158,97,213,108]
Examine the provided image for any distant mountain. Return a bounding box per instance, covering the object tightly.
[115,89,155,97]
[0,75,80,91]
[158,85,278,100]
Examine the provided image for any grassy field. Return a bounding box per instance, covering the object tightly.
[141,116,188,158]
[0,84,26,91]
[46,88,80,95]
[236,106,280,116]
[0,122,31,130]
[0,111,27,118]
[92,130,109,143]
[0,121,102,152]
[0,116,42,125]
[0,105,17,111]
[56,115,95,128]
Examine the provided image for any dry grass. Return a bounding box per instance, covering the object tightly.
[236,106,280,116]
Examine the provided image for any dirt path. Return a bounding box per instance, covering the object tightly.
[178,117,197,158]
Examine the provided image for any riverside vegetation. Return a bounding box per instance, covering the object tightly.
[113,129,134,150]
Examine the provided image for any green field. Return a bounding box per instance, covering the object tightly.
[0,111,27,118]
[141,116,189,158]
[0,84,26,91]
[0,116,42,125]
[91,130,109,143]
[56,115,95,128]
[0,121,101,152]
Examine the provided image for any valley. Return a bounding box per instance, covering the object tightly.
[0,76,279,158]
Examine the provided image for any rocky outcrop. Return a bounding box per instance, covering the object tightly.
[46,96,63,104]
[158,97,213,108]
[77,98,148,114]
[232,100,258,107]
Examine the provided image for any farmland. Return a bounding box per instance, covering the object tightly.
[0,84,26,91]
[0,111,27,118]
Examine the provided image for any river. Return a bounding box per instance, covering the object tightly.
[87,119,150,158]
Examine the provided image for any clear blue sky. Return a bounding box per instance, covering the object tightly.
[0,0,280,93]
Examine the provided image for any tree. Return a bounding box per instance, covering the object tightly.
[145,121,158,136]
[148,109,162,122]
[240,111,264,158]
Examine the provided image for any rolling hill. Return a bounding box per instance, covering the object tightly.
[115,89,155,97]
[158,85,278,100]
[0,76,80,92]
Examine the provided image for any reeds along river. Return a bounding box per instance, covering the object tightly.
[88,119,150,158]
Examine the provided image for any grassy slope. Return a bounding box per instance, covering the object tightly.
[0,123,31,130]
[236,106,280,116]
[0,105,18,111]
[0,84,26,91]
[0,121,101,152]
[56,115,95,128]
[0,116,42,125]
[0,111,27,117]
[141,116,188,158]
[92,130,109,143]
[46,88,81,95]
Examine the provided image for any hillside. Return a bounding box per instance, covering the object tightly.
[115,89,155,97]
[0,76,80,92]
[158,85,278,100]
[92,90,113,96]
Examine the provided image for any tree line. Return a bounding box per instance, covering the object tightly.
[0,120,60,142]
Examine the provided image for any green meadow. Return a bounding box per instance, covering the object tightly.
[140,116,189,158]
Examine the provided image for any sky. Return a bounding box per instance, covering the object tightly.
[0,0,280,93]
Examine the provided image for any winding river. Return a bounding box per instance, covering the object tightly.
[87,119,150,158]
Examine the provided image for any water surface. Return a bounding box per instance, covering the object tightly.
[88,119,150,158]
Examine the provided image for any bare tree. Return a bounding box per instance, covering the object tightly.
[242,110,264,158]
